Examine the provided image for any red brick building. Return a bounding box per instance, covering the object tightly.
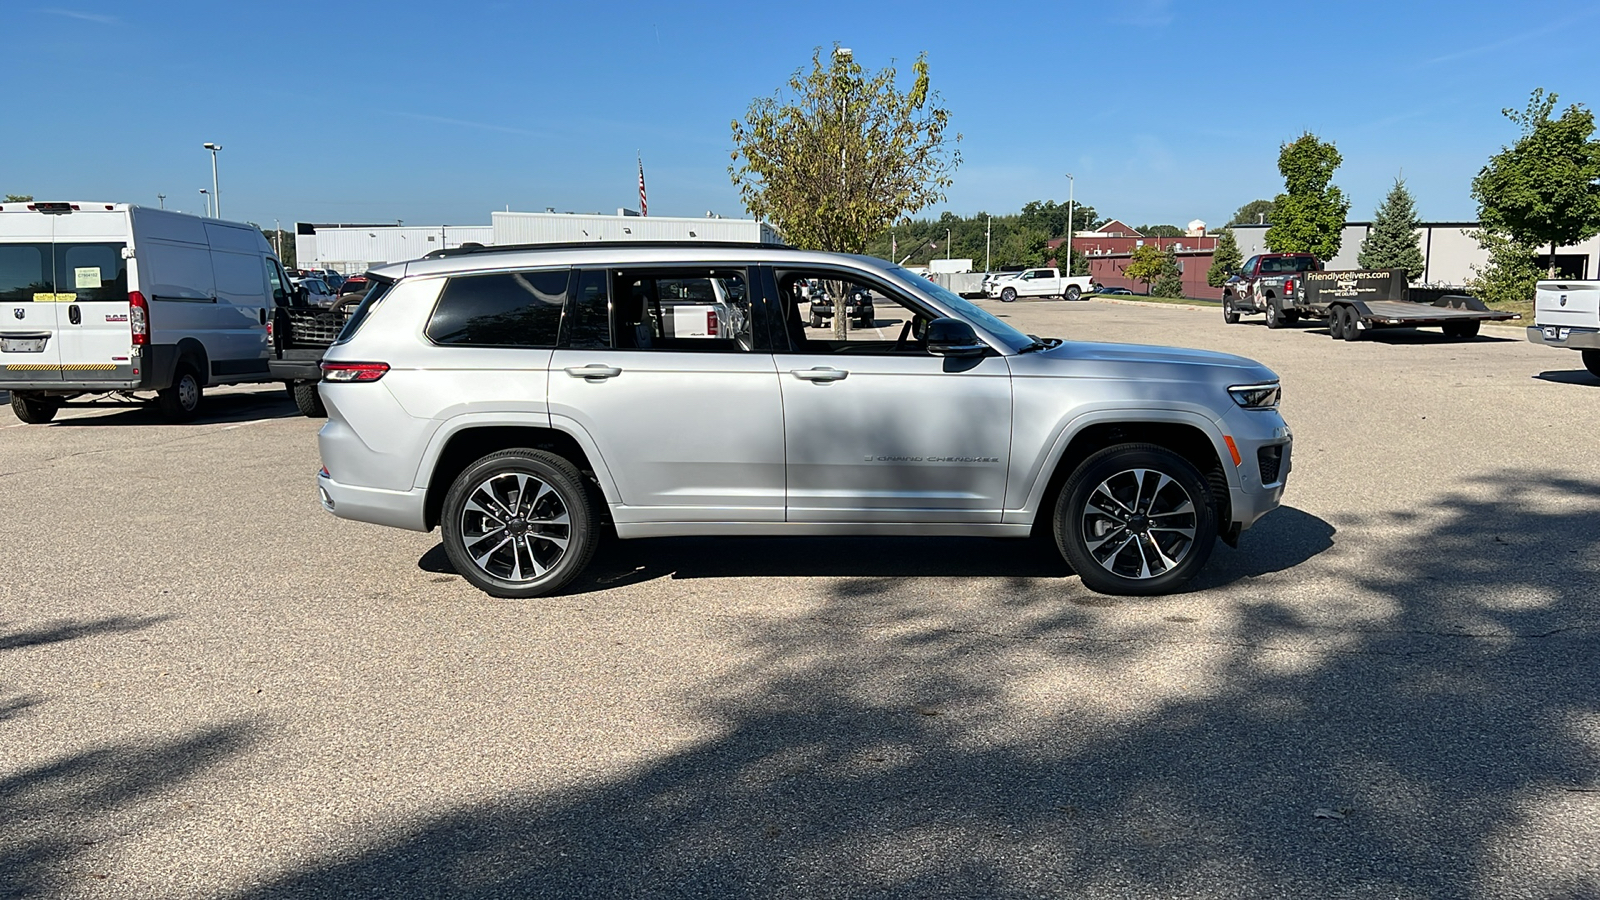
[1047,221,1225,300]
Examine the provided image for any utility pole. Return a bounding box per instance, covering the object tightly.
[986,215,991,274]
[204,143,222,218]
[946,228,951,260]
[273,218,281,257]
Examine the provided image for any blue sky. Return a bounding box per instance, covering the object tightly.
[7,0,1599,230]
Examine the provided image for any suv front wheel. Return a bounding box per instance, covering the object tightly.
[441,449,598,598]
[1054,443,1218,595]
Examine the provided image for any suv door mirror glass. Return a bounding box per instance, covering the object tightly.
[925,317,985,357]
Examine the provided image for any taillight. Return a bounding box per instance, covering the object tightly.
[320,361,389,382]
[1284,278,1295,293]
[128,291,149,345]
[707,310,719,336]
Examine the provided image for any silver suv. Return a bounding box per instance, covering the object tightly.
[316,243,1291,597]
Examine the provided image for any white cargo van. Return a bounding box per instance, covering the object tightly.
[0,201,290,422]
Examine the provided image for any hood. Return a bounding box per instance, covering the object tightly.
[1014,340,1281,396]
[1047,340,1267,372]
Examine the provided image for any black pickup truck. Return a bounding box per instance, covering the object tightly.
[1222,253,1518,340]
[270,285,370,417]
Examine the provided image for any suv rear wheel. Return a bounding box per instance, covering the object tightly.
[1054,443,1217,596]
[440,449,598,598]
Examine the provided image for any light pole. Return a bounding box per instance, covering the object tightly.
[199,189,210,218]
[946,228,951,260]
[203,142,222,218]
[157,193,166,209]
[986,215,991,274]
[1064,173,1075,277]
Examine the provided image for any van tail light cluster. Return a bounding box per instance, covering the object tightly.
[128,291,149,345]
[321,361,389,383]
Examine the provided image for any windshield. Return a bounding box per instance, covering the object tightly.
[888,265,1033,351]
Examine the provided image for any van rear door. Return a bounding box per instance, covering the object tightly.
[50,209,132,379]
[0,232,65,383]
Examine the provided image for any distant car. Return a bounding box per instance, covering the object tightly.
[291,277,335,307]
[1094,286,1134,295]
[337,276,369,296]
[320,271,346,291]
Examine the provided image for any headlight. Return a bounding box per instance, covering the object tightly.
[1228,382,1281,409]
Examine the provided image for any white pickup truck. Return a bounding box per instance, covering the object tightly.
[985,267,1094,303]
[1527,280,1600,377]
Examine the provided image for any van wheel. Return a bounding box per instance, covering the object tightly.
[441,449,598,599]
[1054,443,1217,596]
[10,392,59,424]
[158,366,203,421]
[1584,350,1600,378]
[292,381,327,418]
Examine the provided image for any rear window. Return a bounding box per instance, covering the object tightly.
[0,241,126,302]
[426,269,569,348]
[1261,256,1318,274]
[333,277,395,345]
[0,243,50,301]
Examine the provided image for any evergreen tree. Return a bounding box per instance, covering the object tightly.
[1207,227,1242,287]
[1151,247,1185,298]
[1358,178,1426,280]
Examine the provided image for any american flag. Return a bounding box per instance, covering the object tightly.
[637,154,648,217]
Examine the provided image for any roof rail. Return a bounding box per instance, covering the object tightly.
[420,239,791,260]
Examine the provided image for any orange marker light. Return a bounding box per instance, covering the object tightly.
[1223,436,1242,467]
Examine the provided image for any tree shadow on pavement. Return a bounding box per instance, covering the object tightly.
[0,722,261,899]
[334,473,1596,898]
[0,615,170,652]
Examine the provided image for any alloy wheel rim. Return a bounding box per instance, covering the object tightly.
[459,471,571,583]
[1080,467,1198,580]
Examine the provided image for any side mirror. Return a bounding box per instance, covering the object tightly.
[925,317,986,357]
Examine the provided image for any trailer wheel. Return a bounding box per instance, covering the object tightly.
[1265,298,1284,329]
[1584,350,1600,378]
[1442,320,1480,339]
[1341,307,1363,342]
[1222,295,1240,324]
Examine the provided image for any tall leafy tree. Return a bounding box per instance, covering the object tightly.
[4,194,33,202]
[1466,228,1542,308]
[1264,133,1349,261]
[1471,89,1600,276]
[1357,178,1426,280]
[1207,227,1242,288]
[1229,199,1274,226]
[1122,243,1167,294]
[1136,224,1185,237]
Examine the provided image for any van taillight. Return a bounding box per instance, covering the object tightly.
[320,361,389,383]
[128,291,149,345]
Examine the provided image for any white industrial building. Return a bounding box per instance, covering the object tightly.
[1230,222,1600,285]
[296,209,779,273]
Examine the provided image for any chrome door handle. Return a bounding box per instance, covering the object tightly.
[791,367,848,382]
[564,364,622,381]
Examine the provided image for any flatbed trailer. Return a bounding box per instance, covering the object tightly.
[1292,269,1519,341]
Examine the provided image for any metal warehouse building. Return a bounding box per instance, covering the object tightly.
[295,223,493,273]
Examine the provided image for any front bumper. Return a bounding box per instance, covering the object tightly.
[1527,324,1600,350]
[1217,406,1293,531]
[317,469,428,532]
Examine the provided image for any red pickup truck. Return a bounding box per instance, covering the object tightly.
[1220,253,1319,328]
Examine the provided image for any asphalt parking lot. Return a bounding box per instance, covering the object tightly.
[4,301,1598,899]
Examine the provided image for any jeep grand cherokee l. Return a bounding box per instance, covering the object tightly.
[315,242,1292,597]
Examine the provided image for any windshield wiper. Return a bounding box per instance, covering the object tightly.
[1018,335,1060,354]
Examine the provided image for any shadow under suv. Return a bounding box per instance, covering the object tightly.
[316,242,1292,597]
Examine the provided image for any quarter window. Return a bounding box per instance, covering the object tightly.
[427,269,569,348]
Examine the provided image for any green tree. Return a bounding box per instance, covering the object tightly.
[1264,133,1349,261]
[1136,224,1185,237]
[1357,177,1426,280]
[1466,228,1542,308]
[1207,227,1242,288]
[1471,89,1600,276]
[1229,199,1274,226]
[4,194,33,202]
[1123,243,1167,294]
[1151,246,1185,297]
[992,227,1050,268]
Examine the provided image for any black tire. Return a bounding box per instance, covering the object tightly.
[1341,307,1363,341]
[1265,297,1283,329]
[809,314,823,329]
[440,449,598,599]
[1065,285,1081,301]
[1442,320,1480,339]
[292,380,327,418]
[10,392,58,424]
[1222,295,1241,324]
[1000,287,1018,303]
[1327,308,1344,339]
[283,381,296,400]
[1054,443,1218,596]
[1584,350,1600,378]
[157,366,203,421]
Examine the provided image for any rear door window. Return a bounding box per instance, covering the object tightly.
[0,243,52,301]
[56,243,127,302]
[426,269,570,347]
